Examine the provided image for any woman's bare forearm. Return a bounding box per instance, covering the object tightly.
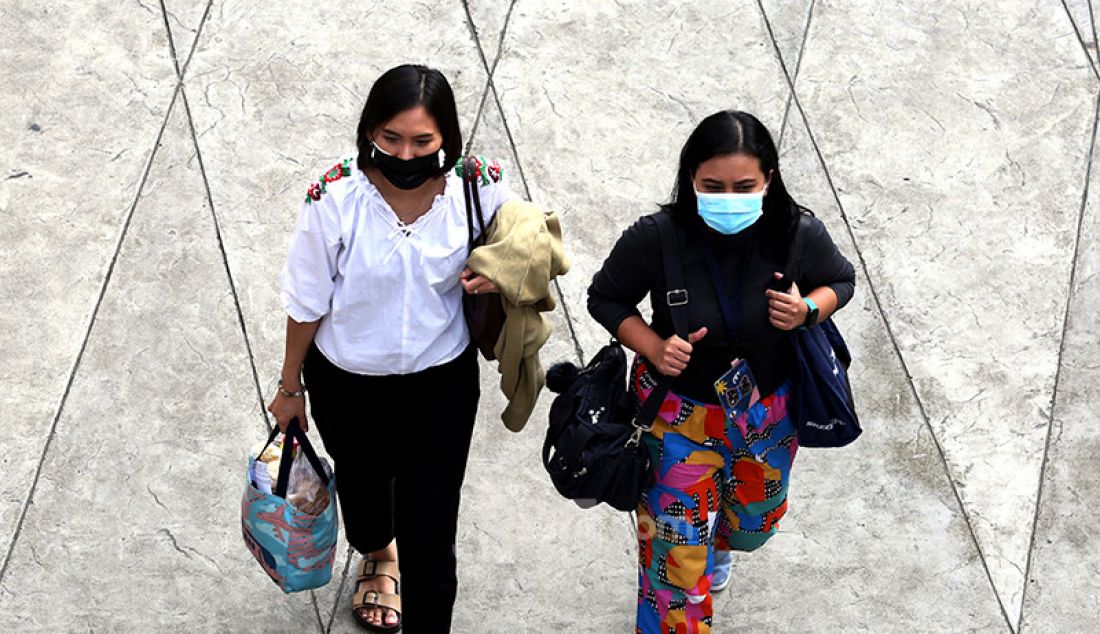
[616,315,663,361]
[282,316,321,389]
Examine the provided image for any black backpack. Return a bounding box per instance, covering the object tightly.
[542,213,688,511]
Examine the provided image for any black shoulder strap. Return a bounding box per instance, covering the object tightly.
[463,157,487,253]
[783,210,808,284]
[631,212,690,431]
[651,212,689,339]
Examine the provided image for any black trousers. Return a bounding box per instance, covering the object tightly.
[303,342,480,634]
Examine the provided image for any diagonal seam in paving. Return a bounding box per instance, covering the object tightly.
[461,0,587,366]
[1062,0,1100,80]
[177,83,271,436]
[309,589,326,633]
[755,0,1015,630]
[167,1,268,433]
[181,82,329,630]
[323,552,355,633]
[776,0,817,150]
[167,3,329,630]
[1016,87,1100,633]
[1089,0,1100,68]
[462,0,516,157]
[0,0,216,589]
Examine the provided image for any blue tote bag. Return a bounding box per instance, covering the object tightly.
[241,419,337,593]
[788,318,861,447]
[785,213,861,448]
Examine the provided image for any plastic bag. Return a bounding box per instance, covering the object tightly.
[287,446,333,515]
[247,435,333,514]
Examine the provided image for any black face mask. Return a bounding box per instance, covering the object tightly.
[371,142,444,190]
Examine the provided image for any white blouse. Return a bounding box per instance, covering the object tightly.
[280,157,514,375]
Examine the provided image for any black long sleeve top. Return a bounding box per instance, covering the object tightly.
[587,210,856,403]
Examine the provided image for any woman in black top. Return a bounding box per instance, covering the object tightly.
[587,111,854,633]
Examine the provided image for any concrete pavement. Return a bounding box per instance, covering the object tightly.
[1,1,1097,631]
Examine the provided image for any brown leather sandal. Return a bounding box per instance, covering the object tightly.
[352,558,402,632]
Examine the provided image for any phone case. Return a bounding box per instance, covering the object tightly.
[714,358,761,421]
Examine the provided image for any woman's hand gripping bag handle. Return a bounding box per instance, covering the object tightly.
[241,417,339,593]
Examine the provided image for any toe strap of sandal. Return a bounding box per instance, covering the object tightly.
[353,589,402,616]
[357,559,401,584]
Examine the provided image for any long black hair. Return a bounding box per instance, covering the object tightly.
[664,110,799,255]
[355,64,462,174]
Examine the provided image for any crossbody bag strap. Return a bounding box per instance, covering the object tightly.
[653,212,690,340]
[783,210,807,287]
[630,212,690,436]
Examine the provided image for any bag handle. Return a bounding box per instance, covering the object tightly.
[258,418,331,499]
[462,157,488,254]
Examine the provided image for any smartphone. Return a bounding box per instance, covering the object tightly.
[767,274,793,293]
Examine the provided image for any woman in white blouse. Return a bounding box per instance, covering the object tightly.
[267,64,513,633]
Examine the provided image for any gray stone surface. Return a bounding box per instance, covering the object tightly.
[793,0,1097,622]
[0,0,178,572]
[2,1,1099,632]
[0,106,318,630]
[741,105,1008,631]
[1020,103,1100,632]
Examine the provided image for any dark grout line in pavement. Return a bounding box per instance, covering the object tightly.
[178,85,272,436]
[777,0,817,150]
[310,589,325,633]
[1089,0,1099,69]
[462,0,528,191]
[1061,0,1100,82]
[466,79,494,153]
[461,0,513,152]
[461,0,585,365]
[1016,86,1100,634]
[0,78,186,590]
[159,0,183,77]
[168,1,319,627]
[755,1,1015,630]
[158,0,212,82]
[171,6,323,624]
[324,546,355,633]
[464,0,587,366]
[181,1,213,77]
[166,2,270,434]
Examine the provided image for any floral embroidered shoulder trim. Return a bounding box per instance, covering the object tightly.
[453,156,503,186]
[304,157,354,203]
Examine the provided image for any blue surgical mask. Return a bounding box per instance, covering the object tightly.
[695,187,766,234]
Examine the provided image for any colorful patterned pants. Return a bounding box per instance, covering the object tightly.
[632,359,798,634]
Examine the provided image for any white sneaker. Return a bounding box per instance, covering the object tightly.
[711,550,733,592]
